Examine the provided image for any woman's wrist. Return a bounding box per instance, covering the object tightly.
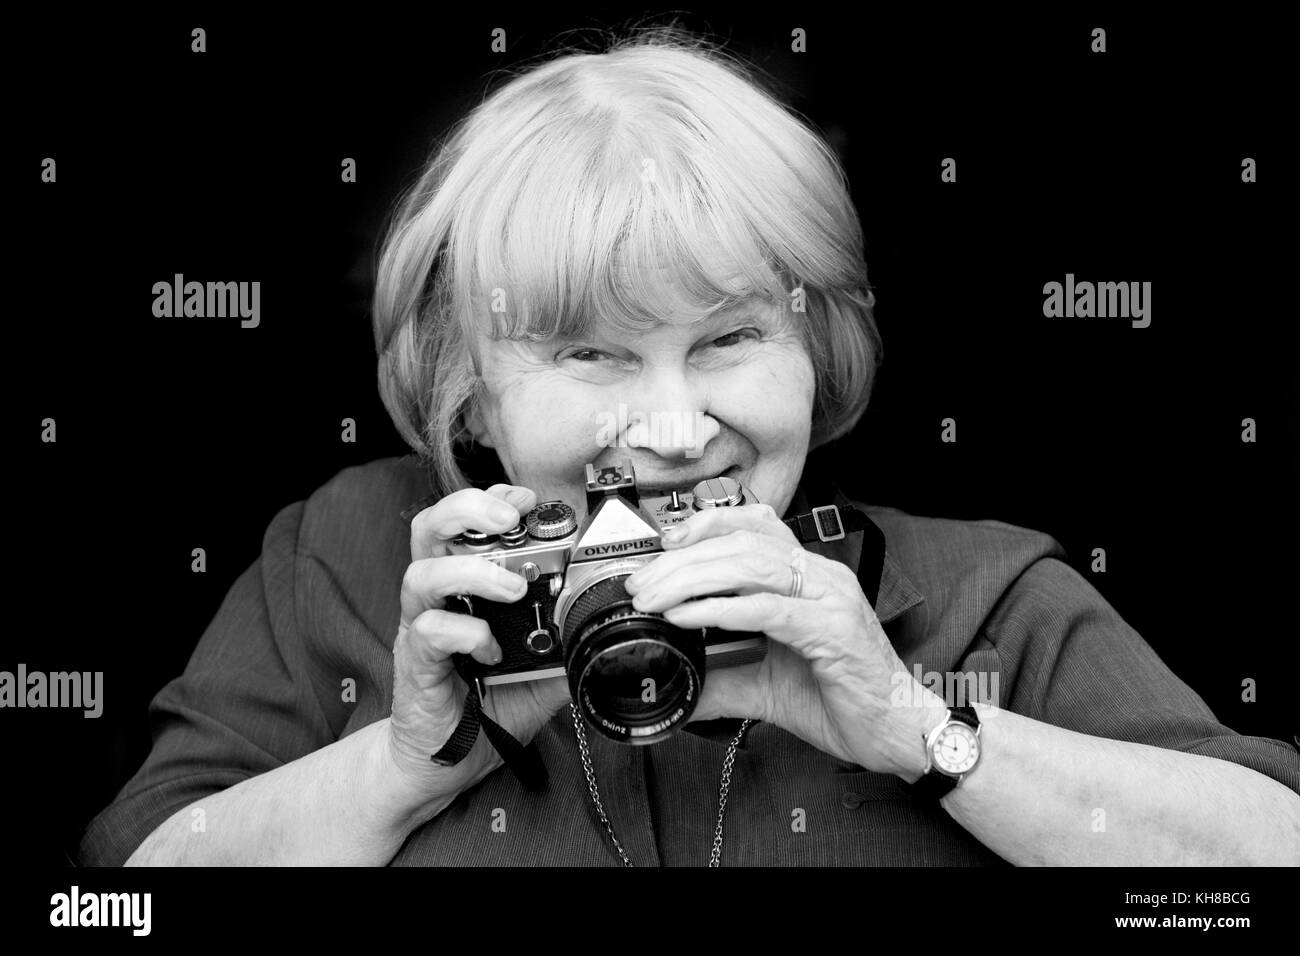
[882,680,951,783]
[359,719,460,845]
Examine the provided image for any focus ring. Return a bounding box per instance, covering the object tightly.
[562,574,638,652]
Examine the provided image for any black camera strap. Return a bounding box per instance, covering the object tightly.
[430,663,550,791]
[427,499,888,791]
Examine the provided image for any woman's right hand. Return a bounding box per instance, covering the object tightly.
[384,483,572,810]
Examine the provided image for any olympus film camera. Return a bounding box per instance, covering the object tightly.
[446,460,766,745]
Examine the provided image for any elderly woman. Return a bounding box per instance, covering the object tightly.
[79,32,1299,867]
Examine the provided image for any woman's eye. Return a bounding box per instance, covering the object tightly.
[709,328,761,348]
[558,347,609,362]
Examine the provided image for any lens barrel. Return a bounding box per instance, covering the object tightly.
[563,574,705,744]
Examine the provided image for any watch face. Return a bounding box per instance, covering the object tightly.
[931,723,979,775]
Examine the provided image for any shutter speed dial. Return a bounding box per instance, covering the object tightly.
[525,501,578,539]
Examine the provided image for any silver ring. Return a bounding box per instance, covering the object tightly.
[787,565,803,600]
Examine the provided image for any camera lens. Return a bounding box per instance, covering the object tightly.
[563,575,704,744]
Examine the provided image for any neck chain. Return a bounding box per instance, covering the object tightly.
[570,703,755,867]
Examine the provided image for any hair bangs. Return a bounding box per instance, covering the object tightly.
[461,120,795,346]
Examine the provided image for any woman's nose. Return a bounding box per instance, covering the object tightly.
[619,371,721,459]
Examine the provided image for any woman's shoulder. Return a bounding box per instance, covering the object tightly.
[292,454,432,578]
[845,499,1075,626]
[299,455,432,528]
[855,502,1067,566]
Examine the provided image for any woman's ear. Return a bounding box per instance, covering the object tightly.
[463,396,497,448]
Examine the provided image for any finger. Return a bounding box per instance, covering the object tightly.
[400,554,530,628]
[403,607,504,667]
[689,660,767,723]
[627,530,811,594]
[661,592,828,654]
[659,501,798,551]
[409,484,538,561]
[629,542,827,612]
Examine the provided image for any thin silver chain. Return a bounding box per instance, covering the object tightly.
[570,702,754,867]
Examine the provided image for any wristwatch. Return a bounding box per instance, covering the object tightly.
[905,704,982,801]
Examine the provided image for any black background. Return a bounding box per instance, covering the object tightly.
[10,7,1294,869]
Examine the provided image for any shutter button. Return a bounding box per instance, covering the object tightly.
[690,476,745,509]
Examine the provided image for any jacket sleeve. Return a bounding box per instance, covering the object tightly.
[985,557,1300,795]
[75,501,336,866]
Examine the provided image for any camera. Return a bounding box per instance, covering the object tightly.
[446,459,766,745]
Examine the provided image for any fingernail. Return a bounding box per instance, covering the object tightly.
[662,525,685,543]
[505,488,532,506]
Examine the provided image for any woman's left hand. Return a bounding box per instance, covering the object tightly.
[623,502,942,779]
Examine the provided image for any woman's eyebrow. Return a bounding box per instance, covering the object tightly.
[539,301,777,343]
[707,300,782,326]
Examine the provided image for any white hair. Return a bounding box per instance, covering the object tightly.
[373,27,882,495]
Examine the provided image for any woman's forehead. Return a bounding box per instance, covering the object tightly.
[476,248,786,342]
[588,295,775,334]
[493,289,781,341]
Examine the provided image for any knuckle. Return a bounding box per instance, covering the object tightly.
[776,598,797,629]
[416,608,457,639]
[400,560,427,596]
[737,551,773,580]
[494,567,524,592]
[473,556,512,588]
[409,506,437,542]
[470,489,504,512]
[407,608,445,641]
[825,559,854,587]
[415,609,486,651]
[410,489,479,551]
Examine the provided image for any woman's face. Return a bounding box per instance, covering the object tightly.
[466,269,816,519]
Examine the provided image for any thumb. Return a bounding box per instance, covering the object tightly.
[691,663,766,723]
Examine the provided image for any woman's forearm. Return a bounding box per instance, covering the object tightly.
[915,697,1300,865]
[125,719,449,866]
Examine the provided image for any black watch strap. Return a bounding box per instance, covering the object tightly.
[904,705,980,802]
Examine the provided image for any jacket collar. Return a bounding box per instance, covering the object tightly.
[785,477,925,625]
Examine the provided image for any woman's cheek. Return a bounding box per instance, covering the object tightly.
[723,349,815,437]
[504,380,605,463]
